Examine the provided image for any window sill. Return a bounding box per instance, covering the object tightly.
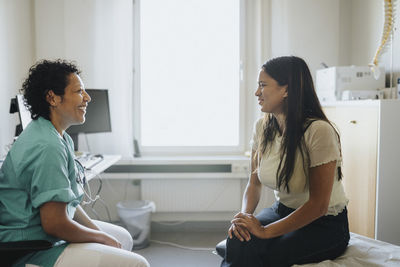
[100,155,250,180]
[117,154,249,165]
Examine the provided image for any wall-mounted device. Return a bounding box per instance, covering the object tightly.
[316,66,385,101]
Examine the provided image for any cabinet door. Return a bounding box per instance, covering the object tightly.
[324,106,378,238]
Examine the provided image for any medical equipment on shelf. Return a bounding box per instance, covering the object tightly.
[341,90,385,101]
[316,66,385,101]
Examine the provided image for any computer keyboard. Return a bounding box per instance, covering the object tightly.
[77,154,103,170]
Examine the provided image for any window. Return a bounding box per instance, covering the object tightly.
[134,0,243,154]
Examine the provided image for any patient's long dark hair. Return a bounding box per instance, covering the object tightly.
[256,56,342,192]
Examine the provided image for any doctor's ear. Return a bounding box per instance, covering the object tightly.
[46,90,58,107]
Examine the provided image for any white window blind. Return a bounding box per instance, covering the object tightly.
[139,0,240,149]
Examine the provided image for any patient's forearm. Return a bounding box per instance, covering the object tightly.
[241,178,262,214]
[263,200,326,239]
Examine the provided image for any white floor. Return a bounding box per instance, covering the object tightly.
[134,231,227,267]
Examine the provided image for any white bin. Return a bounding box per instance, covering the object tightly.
[117,200,156,249]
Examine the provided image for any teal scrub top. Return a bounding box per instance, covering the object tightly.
[0,117,83,267]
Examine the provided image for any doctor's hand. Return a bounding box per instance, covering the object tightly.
[100,232,122,249]
[231,213,266,239]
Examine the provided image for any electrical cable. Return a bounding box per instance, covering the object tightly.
[92,174,103,198]
[153,221,187,226]
[84,133,91,152]
[124,180,130,201]
[88,206,101,220]
[88,173,113,222]
[102,174,123,198]
[149,239,214,251]
[97,198,112,222]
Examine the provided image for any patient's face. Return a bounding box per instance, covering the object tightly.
[255,69,287,114]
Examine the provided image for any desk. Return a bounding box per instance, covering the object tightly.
[85,155,121,181]
[0,155,121,180]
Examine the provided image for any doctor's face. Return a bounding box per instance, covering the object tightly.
[55,74,91,128]
[255,69,288,114]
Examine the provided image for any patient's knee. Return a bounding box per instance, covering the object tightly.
[226,235,258,253]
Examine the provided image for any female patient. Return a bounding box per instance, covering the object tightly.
[0,60,149,267]
[221,56,350,266]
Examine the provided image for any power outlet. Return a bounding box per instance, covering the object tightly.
[232,163,249,173]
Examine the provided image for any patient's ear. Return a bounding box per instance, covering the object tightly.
[282,85,288,98]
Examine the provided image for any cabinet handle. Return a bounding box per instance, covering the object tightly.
[349,120,357,124]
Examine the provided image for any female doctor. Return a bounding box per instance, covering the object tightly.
[0,60,149,267]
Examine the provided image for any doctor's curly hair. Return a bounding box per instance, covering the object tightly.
[21,59,81,120]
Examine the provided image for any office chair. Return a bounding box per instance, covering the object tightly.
[0,240,53,267]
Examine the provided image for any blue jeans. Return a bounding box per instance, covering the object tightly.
[221,202,350,267]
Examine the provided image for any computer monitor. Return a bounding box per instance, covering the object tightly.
[10,94,32,136]
[67,89,112,151]
[16,94,33,131]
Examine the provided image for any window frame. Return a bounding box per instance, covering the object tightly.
[132,0,246,156]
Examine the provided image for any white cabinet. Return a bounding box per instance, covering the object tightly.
[323,100,400,246]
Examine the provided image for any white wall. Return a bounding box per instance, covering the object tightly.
[0,0,35,158]
[263,0,400,94]
[349,0,382,66]
[269,0,346,81]
[34,0,134,157]
[350,0,400,86]
[0,0,134,158]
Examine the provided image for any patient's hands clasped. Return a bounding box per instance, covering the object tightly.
[230,212,265,240]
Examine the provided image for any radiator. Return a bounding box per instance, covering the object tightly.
[104,160,249,213]
[141,178,241,212]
